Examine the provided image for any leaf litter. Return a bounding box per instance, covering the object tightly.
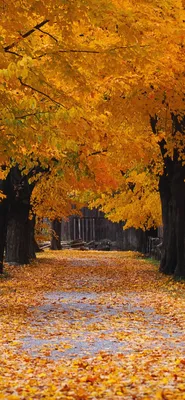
[1,250,185,399]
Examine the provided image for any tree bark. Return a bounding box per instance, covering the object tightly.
[6,202,30,265]
[0,164,47,268]
[5,166,34,265]
[159,169,185,277]
[0,198,8,273]
[159,174,177,274]
[0,176,9,273]
[28,215,36,260]
[151,115,185,278]
[51,219,61,250]
[159,153,185,277]
[172,162,185,277]
[34,239,43,253]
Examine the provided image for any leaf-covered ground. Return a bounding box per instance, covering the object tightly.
[1,250,185,399]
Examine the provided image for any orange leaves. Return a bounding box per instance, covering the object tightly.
[0,0,185,233]
[89,168,162,230]
[1,250,185,398]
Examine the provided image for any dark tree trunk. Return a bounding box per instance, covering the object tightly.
[151,115,185,278]
[5,166,35,265]
[28,215,36,260]
[172,162,185,277]
[6,203,30,265]
[34,239,43,252]
[0,163,46,269]
[159,163,185,277]
[51,219,61,250]
[0,198,8,273]
[159,174,177,274]
[161,160,185,277]
[0,176,9,273]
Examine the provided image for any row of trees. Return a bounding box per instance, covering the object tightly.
[0,0,185,276]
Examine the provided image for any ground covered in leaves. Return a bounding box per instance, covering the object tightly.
[1,250,185,399]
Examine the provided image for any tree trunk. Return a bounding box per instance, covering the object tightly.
[34,239,44,253]
[6,202,30,265]
[151,115,185,278]
[28,215,36,260]
[159,174,177,274]
[51,219,61,250]
[174,204,185,277]
[172,162,185,277]
[0,199,8,273]
[5,166,34,265]
[158,157,185,277]
[1,164,46,267]
[0,176,9,273]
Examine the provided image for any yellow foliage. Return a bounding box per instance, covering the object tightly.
[0,0,185,228]
[1,251,185,398]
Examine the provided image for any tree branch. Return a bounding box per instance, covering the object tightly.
[88,149,107,156]
[80,117,93,126]
[15,111,57,119]
[18,78,66,108]
[5,50,22,57]
[4,19,50,53]
[58,44,149,54]
[35,44,149,59]
[37,28,58,42]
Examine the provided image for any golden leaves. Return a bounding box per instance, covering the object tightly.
[1,251,185,398]
[0,0,185,231]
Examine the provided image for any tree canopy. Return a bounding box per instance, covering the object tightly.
[0,0,185,275]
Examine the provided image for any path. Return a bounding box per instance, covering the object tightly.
[1,250,185,399]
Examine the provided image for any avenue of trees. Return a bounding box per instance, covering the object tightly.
[0,0,185,277]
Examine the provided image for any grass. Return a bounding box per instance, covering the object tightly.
[139,255,160,267]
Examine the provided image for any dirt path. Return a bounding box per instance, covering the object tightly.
[1,250,185,399]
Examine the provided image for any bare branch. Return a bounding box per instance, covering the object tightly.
[18,78,66,108]
[80,117,93,126]
[15,111,57,119]
[4,19,50,53]
[35,44,149,59]
[88,149,107,156]
[5,50,22,57]
[37,28,58,43]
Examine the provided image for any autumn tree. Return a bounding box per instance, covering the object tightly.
[79,0,185,277]
[0,0,185,278]
[0,0,121,269]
